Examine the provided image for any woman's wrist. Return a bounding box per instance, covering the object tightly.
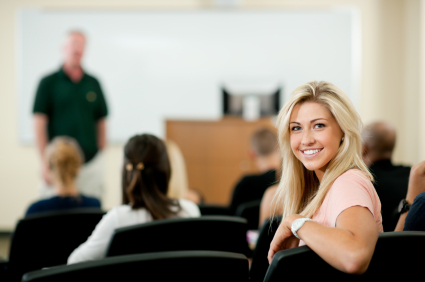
[291,218,314,239]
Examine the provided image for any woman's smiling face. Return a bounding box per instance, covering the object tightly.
[289,102,344,181]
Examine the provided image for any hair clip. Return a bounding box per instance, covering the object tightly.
[136,162,144,170]
[126,163,133,171]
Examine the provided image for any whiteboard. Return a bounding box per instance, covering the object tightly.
[18,8,360,143]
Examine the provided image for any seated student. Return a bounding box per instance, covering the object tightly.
[229,128,280,214]
[68,134,200,264]
[268,81,382,274]
[259,184,281,227]
[361,121,411,231]
[164,139,203,204]
[25,137,100,217]
[394,160,425,231]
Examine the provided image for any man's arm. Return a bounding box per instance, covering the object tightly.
[34,113,51,184]
[395,160,425,231]
[96,118,106,150]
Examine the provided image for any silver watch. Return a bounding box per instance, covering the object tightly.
[291,218,314,239]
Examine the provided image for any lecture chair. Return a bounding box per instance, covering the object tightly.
[249,216,281,282]
[22,251,249,282]
[4,209,104,282]
[234,200,262,230]
[264,231,425,282]
[105,216,251,257]
[198,204,232,216]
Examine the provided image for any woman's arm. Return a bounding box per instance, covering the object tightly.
[68,210,118,264]
[268,206,378,274]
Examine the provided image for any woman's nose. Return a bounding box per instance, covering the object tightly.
[301,130,315,146]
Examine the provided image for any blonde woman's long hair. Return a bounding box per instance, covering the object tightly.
[274,81,373,219]
[164,140,189,199]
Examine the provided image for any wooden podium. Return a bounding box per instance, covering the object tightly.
[166,117,277,205]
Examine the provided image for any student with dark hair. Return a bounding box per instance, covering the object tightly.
[229,127,280,214]
[25,136,100,217]
[68,134,200,264]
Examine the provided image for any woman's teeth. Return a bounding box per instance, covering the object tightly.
[303,149,322,155]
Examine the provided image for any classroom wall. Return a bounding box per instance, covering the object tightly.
[0,0,423,230]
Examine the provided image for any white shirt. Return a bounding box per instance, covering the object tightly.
[68,199,200,264]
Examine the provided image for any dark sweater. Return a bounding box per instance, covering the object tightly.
[25,195,101,217]
[229,170,276,214]
[369,159,410,232]
[404,192,425,231]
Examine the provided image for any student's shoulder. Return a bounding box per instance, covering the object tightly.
[80,195,101,208]
[178,199,201,217]
[335,169,371,182]
[25,198,54,216]
[332,169,373,192]
[235,173,265,189]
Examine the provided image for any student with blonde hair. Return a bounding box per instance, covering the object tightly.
[268,81,383,274]
[164,139,202,204]
[25,137,101,217]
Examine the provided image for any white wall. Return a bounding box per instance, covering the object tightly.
[19,9,356,143]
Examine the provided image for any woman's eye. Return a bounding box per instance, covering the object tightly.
[314,123,325,129]
[291,126,301,131]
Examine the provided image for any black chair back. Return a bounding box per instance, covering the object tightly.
[22,251,249,282]
[198,204,231,216]
[106,216,249,257]
[264,231,425,281]
[8,209,104,281]
[249,216,280,282]
[235,200,262,230]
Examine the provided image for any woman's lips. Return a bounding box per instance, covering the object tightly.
[300,148,324,158]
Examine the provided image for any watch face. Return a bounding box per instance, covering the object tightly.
[398,200,405,213]
[293,218,304,231]
[398,199,410,213]
[293,220,300,231]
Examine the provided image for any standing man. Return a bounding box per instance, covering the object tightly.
[33,31,108,200]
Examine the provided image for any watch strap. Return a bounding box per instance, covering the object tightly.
[398,199,411,214]
[291,218,314,239]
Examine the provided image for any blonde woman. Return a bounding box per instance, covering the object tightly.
[25,137,101,217]
[165,139,202,204]
[267,81,383,274]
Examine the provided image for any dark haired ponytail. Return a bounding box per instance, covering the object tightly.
[122,134,181,220]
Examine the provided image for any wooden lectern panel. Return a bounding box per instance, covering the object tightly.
[166,117,276,205]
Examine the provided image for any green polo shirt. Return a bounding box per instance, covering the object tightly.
[33,67,108,163]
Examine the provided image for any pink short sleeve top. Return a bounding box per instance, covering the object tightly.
[299,169,383,246]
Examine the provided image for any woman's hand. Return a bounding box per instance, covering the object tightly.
[267,214,304,263]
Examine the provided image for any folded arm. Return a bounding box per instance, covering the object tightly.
[395,160,425,231]
[268,206,379,274]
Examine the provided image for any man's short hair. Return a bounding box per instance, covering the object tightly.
[250,128,278,156]
[362,122,396,155]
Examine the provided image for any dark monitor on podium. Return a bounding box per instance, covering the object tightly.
[222,85,281,118]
